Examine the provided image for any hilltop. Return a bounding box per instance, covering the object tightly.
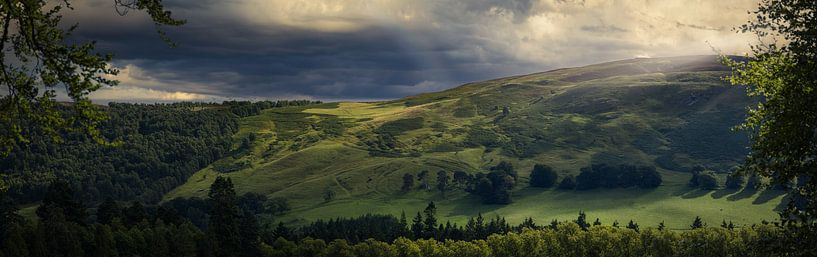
[165,55,784,229]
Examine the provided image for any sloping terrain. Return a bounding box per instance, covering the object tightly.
[165,56,784,228]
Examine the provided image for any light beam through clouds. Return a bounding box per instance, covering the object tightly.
[67,0,760,103]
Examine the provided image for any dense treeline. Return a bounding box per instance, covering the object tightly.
[574,164,662,190]
[2,177,814,257]
[428,162,662,204]
[263,224,801,257]
[0,100,319,204]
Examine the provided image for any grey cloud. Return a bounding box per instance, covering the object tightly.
[62,0,755,102]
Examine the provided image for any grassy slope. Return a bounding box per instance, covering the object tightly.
[165,56,784,229]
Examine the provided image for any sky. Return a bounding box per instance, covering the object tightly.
[68,0,760,103]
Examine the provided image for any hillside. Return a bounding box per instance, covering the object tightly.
[165,55,785,229]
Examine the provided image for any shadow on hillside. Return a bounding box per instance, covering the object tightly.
[447,196,505,217]
[673,186,713,199]
[773,195,791,212]
[727,187,758,201]
[753,189,787,205]
[711,188,739,199]
[680,189,712,199]
[672,186,696,197]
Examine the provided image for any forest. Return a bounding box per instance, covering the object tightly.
[0,100,319,204]
[1,176,812,257]
[1,0,816,256]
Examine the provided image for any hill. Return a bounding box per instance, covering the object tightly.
[165,55,785,229]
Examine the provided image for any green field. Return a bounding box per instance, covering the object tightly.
[164,56,784,229]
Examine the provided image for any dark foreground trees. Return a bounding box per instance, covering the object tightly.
[723,0,817,223]
[2,182,812,257]
[261,223,794,257]
[0,0,185,158]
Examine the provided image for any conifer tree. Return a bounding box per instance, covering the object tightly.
[691,216,705,229]
[423,202,438,238]
[207,176,241,257]
[626,220,639,232]
[411,212,423,239]
[575,211,589,231]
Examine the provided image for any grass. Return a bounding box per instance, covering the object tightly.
[276,171,783,230]
[164,56,783,230]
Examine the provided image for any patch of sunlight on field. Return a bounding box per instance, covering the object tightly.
[303,102,408,120]
[277,171,785,230]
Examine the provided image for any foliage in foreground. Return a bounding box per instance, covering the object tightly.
[3,176,814,257]
[1,219,810,257]
[723,0,817,223]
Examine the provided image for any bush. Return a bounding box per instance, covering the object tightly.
[375,117,424,136]
[696,173,719,190]
[529,164,558,188]
[725,173,744,189]
[558,176,576,190]
[638,167,662,189]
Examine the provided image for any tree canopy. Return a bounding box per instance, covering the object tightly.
[723,0,817,223]
[0,0,184,157]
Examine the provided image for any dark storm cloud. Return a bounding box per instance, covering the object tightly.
[70,0,542,101]
[67,0,756,102]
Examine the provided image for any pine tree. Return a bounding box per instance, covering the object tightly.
[411,212,423,239]
[549,219,559,230]
[399,211,408,236]
[475,213,486,238]
[464,217,477,240]
[626,220,639,232]
[273,222,291,240]
[423,202,438,238]
[207,176,241,257]
[658,221,666,231]
[575,211,589,231]
[520,217,537,230]
[691,216,705,229]
[238,212,261,257]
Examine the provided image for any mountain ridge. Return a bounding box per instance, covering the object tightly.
[165,55,782,229]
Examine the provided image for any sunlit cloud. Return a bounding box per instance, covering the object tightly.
[68,0,761,102]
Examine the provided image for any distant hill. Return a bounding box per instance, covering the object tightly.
[165,55,784,229]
